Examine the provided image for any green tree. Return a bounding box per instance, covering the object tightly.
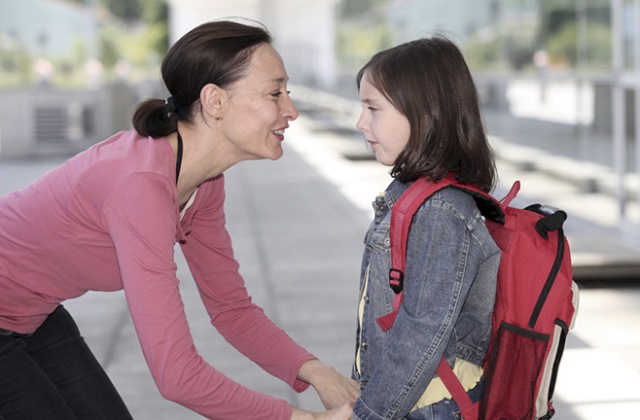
[545,20,577,65]
[99,29,120,71]
[140,0,168,56]
[537,0,610,67]
[100,0,141,22]
[94,0,168,76]
[338,0,387,18]
[539,0,576,40]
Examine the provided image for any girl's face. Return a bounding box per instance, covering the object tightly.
[356,72,411,166]
[220,43,299,161]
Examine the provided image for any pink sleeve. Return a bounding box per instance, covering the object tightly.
[102,173,296,420]
[180,177,316,391]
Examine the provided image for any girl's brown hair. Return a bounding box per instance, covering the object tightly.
[357,36,496,192]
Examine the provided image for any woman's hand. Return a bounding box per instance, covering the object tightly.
[297,359,360,409]
[291,403,353,420]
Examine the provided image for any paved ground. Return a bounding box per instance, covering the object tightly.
[285,112,640,420]
[2,104,640,418]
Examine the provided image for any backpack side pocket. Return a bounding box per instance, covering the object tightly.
[480,322,550,420]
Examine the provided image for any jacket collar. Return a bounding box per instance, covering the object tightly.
[382,178,412,209]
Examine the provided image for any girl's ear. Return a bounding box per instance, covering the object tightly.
[200,83,227,120]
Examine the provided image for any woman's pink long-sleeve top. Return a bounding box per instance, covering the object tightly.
[0,130,315,419]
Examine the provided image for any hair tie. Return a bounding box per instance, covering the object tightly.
[165,96,177,117]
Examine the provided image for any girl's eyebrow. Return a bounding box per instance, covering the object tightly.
[361,98,383,107]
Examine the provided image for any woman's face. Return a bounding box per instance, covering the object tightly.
[220,43,299,161]
[356,72,411,166]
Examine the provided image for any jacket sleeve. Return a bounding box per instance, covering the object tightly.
[179,177,316,388]
[353,197,486,420]
[102,173,296,420]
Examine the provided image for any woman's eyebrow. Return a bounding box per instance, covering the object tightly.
[266,76,288,84]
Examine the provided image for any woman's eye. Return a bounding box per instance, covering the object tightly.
[271,90,291,98]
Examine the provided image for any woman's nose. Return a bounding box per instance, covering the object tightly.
[284,95,300,121]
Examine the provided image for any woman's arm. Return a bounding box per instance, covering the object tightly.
[103,173,294,419]
[182,177,358,410]
[291,403,354,420]
[298,359,360,409]
[180,177,317,390]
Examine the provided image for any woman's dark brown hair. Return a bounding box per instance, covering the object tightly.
[132,20,271,138]
[356,36,496,192]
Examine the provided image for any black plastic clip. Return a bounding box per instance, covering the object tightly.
[389,269,404,294]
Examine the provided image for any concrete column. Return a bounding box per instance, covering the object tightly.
[166,0,339,90]
[612,0,626,219]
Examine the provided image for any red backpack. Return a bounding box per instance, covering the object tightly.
[376,173,579,420]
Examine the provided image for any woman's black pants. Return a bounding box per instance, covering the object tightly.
[0,305,132,419]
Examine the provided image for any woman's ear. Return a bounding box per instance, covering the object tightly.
[200,83,227,120]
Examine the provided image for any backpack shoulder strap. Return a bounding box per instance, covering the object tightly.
[376,174,456,331]
[376,173,504,331]
[376,174,506,413]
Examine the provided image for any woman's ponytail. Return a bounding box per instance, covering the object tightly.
[131,98,178,138]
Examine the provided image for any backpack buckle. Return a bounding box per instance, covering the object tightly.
[389,269,404,294]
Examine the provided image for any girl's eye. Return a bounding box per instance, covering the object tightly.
[362,103,377,112]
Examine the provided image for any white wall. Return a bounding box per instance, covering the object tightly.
[166,0,339,89]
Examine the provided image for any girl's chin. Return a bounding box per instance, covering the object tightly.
[374,154,394,166]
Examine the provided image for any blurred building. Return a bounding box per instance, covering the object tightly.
[0,0,98,61]
[166,0,340,89]
[0,0,133,158]
[375,0,640,228]
[386,0,497,43]
[2,0,640,230]
[386,0,541,71]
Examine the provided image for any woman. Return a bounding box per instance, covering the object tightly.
[351,36,501,419]
[0,20,357,420]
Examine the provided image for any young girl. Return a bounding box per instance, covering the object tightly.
[351,36,501,419]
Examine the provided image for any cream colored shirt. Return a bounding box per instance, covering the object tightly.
[356,265,483,410]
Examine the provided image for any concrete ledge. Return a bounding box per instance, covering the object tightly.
[491,137,546,172]
[491,135,639,201]
[296,86,640,213]
[598,172,640,201]
[571,245,640,280]
[534,156,607,194]
[573,260,640,280]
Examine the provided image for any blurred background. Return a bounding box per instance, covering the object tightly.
[1,0,640,418]
[2,0,640,229]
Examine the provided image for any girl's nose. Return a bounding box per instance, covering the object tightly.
[356,111,366,132]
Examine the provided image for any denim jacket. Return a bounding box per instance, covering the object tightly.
[352,179,501,420]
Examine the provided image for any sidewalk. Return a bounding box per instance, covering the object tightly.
[291,85,640,281]
[0,123,366,418]
[1,103,640,418]
[102,111,639,419]
[284,113,640,419]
